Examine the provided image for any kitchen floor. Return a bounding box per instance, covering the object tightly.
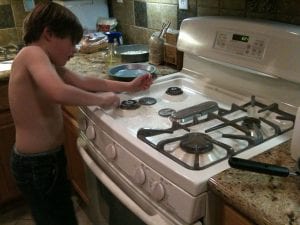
[0,196,94,225]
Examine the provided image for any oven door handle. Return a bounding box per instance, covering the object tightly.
[77,140,172,225]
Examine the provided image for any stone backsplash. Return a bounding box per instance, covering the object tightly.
[1,0,300,46]
[0,0,43,46]
[112,0,300,44]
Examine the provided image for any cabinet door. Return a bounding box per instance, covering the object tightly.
[0,111,21,205]
[222,203,254,225]
[63,110,89,204]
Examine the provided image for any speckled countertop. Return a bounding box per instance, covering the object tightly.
[0,50,178,81]
[65,51,178,79]
[209,141,300,225]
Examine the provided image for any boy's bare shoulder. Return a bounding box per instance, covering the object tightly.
[14,45,46,63]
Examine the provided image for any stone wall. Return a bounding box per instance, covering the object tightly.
[111,0,300,44]
[1,0,300,46]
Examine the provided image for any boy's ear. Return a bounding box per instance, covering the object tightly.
[42,27,54,42]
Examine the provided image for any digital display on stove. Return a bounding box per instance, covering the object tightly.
[232,34,249,42]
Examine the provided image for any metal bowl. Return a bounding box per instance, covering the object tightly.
[108,63,156,81]
[116,44,149,63]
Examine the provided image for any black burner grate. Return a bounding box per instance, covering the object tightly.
[137,96,295,170]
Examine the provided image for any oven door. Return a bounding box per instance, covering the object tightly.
[77,135,197,225]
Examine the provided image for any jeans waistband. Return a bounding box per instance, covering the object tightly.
[12,145,65,165]
[13,145,63,157]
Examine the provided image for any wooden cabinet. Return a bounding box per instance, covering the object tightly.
[0,82,21,206]
[63,106,89,204]
[208,191,255,225]
[221,203,255,225]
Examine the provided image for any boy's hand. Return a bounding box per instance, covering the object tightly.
[129,74,153,92]
[98,92,120,109]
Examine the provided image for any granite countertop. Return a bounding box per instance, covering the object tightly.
[0,50,178,81]
[208,141,300,225]
[65,51,178,79]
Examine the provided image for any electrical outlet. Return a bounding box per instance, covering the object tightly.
[178,0,188,10]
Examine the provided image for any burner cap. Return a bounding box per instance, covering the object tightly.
[158,108,176,117]
[119,100,140,110]
[180,133,213,154]
[138,97,157,105]
[165,87,183,96]
[242,117,261,129]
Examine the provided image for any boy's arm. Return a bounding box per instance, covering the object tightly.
[24,47,119,108]
[59,66,152,93]
[58,66,130,92]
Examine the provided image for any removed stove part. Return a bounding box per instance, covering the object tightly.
[119,100,140,110]
[138,97,157,105]
[165,87,183,96]
[170,101,218,122]
[158,108,176,117]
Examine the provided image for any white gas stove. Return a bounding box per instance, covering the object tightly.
[77,17,300,225]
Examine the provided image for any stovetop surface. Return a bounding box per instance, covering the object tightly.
[100,73,295,170]
[86,72,299,195]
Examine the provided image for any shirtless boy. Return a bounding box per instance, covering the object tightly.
[9,2,152,225]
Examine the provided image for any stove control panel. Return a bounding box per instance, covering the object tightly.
[86,125,96,140]
[134,167,146,185]
[103,137,206,223]
[214,30,268,60]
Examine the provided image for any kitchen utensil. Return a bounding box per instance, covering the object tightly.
[108,63,156,81]
[161,21,171,38]
[228,157,300,177]
[158,22,167,38]
[115,44,149,63]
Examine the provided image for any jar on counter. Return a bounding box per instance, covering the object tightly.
[104,32,122,68]
[149,33,164,65]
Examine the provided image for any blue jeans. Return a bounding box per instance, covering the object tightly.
[10,145,78,225]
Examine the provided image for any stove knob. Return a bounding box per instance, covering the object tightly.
[150,181,165,202]
[79,117,88,131]
[104,144,117,160]
[134,167,146,185]
[86,125,96,140]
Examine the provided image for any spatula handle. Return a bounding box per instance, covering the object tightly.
[228,157,290,177]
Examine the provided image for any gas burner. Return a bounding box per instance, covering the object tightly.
[119,100,140,110]
[158,108,176,117]
[166,87,183,96]
[242,117,261,129]
[138,97,157,105]
[137,95,295,170]
[180,133,213,154]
